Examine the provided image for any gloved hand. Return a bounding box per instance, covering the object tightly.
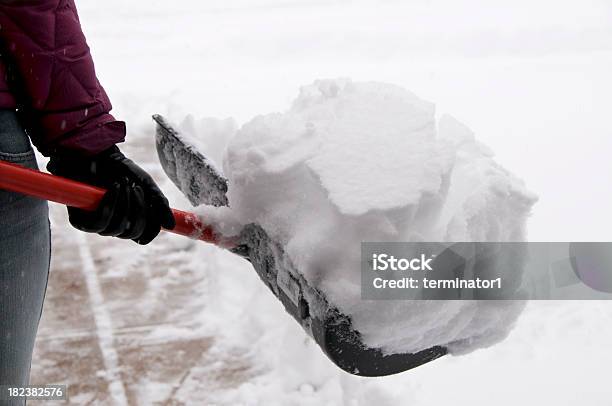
[48,146,175,245]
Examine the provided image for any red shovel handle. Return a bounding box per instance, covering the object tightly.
[0,160,236,248]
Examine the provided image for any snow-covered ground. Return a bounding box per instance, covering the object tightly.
[30,0,612,404]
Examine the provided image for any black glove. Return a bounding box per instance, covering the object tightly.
[48,146,176,245]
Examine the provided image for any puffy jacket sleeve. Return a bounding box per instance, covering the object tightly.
[0,0,125,156]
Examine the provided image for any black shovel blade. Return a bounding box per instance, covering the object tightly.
[154,114,229,207]
[153,115,447,376]
[235,224,447,377]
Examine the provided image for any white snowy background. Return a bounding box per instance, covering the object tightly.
[30,0,612,405]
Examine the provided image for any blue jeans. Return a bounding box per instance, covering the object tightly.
[0,110,51,404]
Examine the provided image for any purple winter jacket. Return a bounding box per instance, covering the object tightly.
[0,0,125,156]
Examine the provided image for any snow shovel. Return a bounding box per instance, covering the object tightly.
[0,119,447,377]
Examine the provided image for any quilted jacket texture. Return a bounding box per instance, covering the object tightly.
[0,0,125,156]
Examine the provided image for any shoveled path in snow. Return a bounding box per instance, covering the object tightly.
[28,136,253,405]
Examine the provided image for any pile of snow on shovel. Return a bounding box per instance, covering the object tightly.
[178,79,537,355]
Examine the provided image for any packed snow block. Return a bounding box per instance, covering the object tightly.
[218,79,537,356]
[153,114,229,207]
[168,79,537,372]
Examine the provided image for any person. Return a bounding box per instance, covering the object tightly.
[0,0,175,399]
